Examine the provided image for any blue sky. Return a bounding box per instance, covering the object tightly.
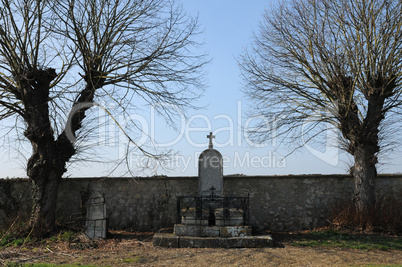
[1,0,401,178]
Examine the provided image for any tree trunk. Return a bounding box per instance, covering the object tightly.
[21,66,99,235]
[30,169,61,234]
[27,134,76,235]
[352,145,376,217]
[19,68,68,234]
[25,120,65,234]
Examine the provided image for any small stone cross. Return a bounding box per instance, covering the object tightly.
[209,186,217,197]
[207,132,215,149]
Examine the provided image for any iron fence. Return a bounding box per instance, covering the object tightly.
[177,192,249,226]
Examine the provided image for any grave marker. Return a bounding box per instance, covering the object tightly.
[198,132,223,196]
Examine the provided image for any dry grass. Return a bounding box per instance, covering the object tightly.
[1,231,401,266]
[329,195,402,234]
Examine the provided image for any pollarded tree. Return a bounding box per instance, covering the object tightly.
[0,0,206,234]
[240,0,402,217]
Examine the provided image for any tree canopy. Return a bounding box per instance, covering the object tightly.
[240,0,402,217]
[0,0,207,233]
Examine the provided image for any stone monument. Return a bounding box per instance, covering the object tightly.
[153,132,274,248]
[198,132,223,196]
[84,191,107,239]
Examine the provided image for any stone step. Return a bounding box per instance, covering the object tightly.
[174,224,252,237]
[181,218,244,226]
[152,233,275,248]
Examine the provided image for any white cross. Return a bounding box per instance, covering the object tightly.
[207,132,215,149]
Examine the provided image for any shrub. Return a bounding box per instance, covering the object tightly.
[329,195,402,234]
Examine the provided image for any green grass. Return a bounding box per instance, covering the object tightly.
[122,255,142,263]
[57,230,77,242]
[289,230,402,251]
[1,230,77,248]
[0,233,32,248]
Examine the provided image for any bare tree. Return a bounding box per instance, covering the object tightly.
[0,0,206,234]
[240,0,402,217]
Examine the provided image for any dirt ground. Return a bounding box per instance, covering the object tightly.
[1,231,401,266]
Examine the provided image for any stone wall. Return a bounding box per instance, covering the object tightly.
[0,179,31,226]
[1,175,401,232]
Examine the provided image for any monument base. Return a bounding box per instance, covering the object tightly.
[174,224,252,237]
[152,233,275,248]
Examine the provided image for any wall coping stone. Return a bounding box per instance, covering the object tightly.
[1,174,402,181]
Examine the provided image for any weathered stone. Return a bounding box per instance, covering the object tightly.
[174,225,221,237]
[153,233,274,248]
[152,233,179,248]
[204,226,220,237]
[219,226,252,237]
[2,175,401,232]
[242,235,275,248]
[215,215,243,226]
[198,133,223,196]
[85,192,107,239]
[174,225,252,237]
[181,216,208,226]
